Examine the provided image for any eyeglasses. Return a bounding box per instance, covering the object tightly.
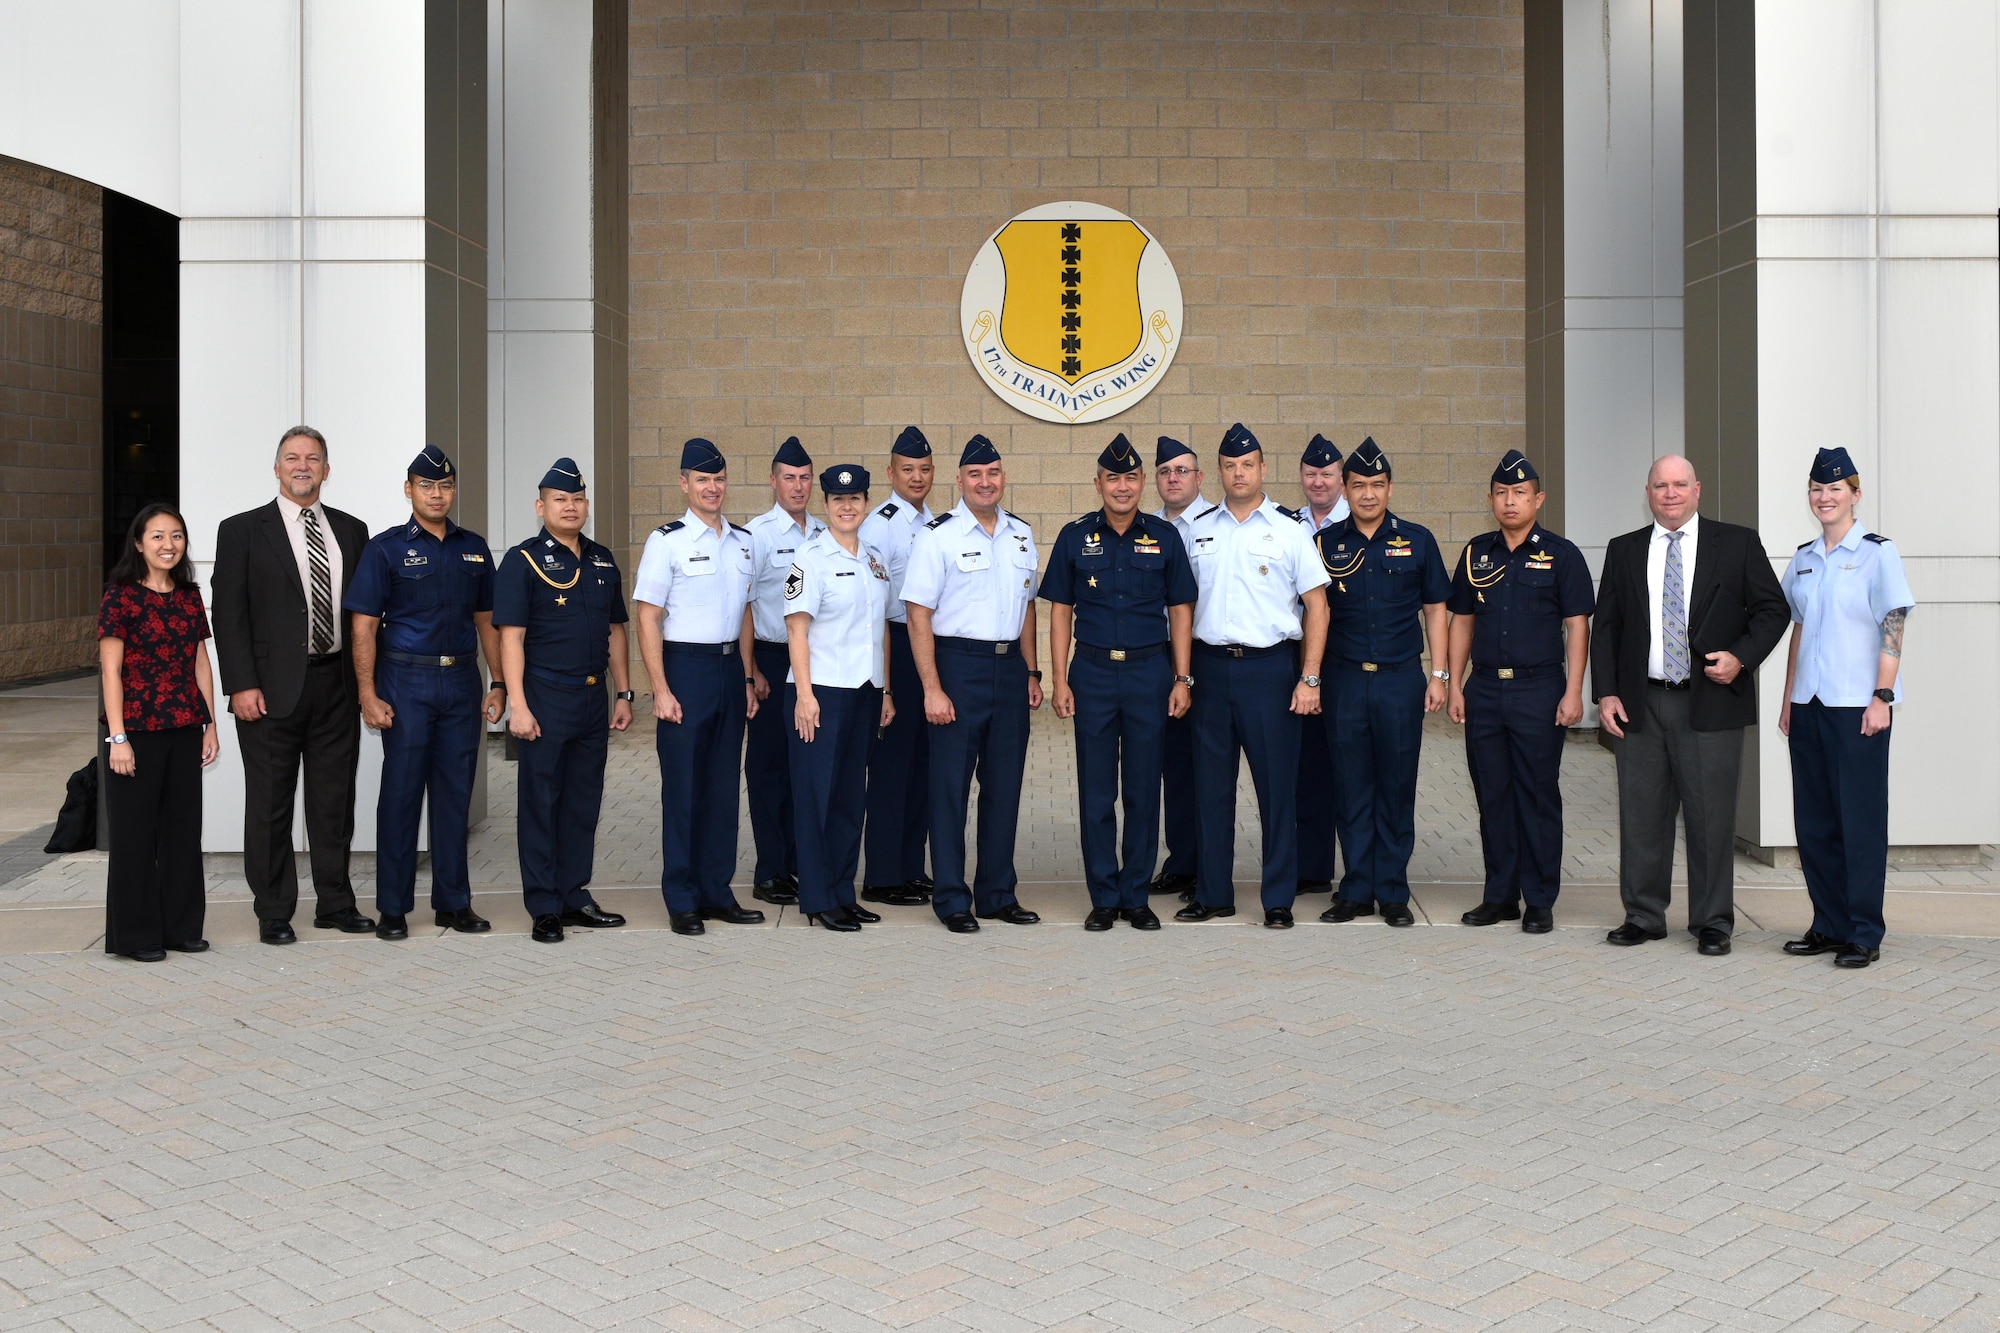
[413,478,459,495]
[1156,467,1199,479]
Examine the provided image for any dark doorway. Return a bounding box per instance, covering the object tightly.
[101,191,178,571]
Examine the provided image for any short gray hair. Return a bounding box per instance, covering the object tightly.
[276,425,328,463]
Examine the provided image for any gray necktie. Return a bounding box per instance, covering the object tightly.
[1662,530,1689,683]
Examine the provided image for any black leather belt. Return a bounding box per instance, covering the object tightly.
[1647,677,1692,691]
[662,640,738,656]
[937,636,1017,655]
[1195,641,1292,659]
[1474,663,1562,681]
[385,651,472,667]
[1331,656,1419,673]
[526,664,606,687]
[1076,643,1166,663]
[306,652,342,667]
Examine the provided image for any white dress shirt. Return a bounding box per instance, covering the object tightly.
[747,503,824,642]
[1186,496,1331,647]
[276,492,344,652]
[858,493,934,624]
[785,531,891,689]
[632,509,756,644]
[1645,511,1700,679]
[1152,495,1206,547]
[900,502,1039,641]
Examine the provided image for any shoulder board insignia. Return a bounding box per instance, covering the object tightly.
[1276,505,1300,521]
[729,521,752,534]
[1797,539,1814,550]
[925,514,953,529]
[1194,504,1220,520]
[877,503,899,520]
[1863,532,1889,544]
[657,520,685,535]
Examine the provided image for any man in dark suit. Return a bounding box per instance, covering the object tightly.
[212,426,376,943]
[1590,454,1788,956]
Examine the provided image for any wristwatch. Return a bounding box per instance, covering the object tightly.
[1431,669,1450,682]
[1300,674,1321,688]
[1027,670,1043,681]
[615,689,635,701]
[1174,674,1195,687]
[1872,687,1896,703]
[106,733,128,746]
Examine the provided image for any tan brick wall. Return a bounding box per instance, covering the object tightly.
[627,0,1524,559]
[0,155,104,684]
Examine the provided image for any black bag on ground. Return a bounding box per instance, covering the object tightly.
[44,759,98,853]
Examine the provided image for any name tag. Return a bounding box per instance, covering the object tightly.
[681,555,716,577]
[956,550,990,573]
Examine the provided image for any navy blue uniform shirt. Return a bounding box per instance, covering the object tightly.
[1314,513,1451,663]
[1038,509,1197,650]
[343,517,496,656]
[490,528,628,675]
[1446,526,1595,667]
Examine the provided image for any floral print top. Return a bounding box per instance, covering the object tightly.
[97,583,212,731]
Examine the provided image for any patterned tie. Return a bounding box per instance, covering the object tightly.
[303,506,334,655]
[1662,529,1689,683]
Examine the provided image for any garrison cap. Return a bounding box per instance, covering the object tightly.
[959,433,1002,467]
[892,426,933,459]
[1217,422,1261,458]
[1097,432,1143,474]
[1810,446,1857,485]
[408,445,455,480]
[772,435,812,470]
[680,437,726,473]
[538,456,584,492]
[1492,449,1538,484]
[1156,435,1195,466]
[821,464,870,496]
[1345,436,1390,478]
[1302,433,1343,468]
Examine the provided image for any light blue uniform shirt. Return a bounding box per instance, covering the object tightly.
[747,504,824,643]
[900,502,1038,642]
[1781,522,1915,706]
[632,510,756,645]
[858,494,933,625]
[1185,496,1330,648]
[784,531,892,689]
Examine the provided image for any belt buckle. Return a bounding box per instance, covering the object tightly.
[1497,668,1514,680]
[1227,646,1244,658]
[1362,661,1379,673]
[439,655,456,667]
[586,675,599,686]
[995,642,1009,655]
[1109,649,1126,662]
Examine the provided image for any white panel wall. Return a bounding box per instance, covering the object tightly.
[179,0,300,219]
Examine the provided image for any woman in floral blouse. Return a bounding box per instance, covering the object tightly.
[97,503,221,961]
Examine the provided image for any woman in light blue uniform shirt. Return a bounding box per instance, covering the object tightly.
[1777,446,1915,969]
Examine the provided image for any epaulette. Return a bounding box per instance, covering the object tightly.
[1797,539,1814,550]
[876,502,899,520]
[1277,505,1300,521]
[729,521,752,534]
[1863,532,1889,544]
[924,513,953,529]
[1193,503,1219,520]
[657,520,685,535]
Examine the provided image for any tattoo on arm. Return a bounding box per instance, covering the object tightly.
[1880,607,1908,658]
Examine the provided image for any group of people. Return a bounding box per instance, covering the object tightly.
[95,424,1912,973]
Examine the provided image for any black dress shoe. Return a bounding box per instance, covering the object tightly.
[977,904,1040,925]
[941,912,981,934]
[701,903,766,925]
[1178,886,1198,903]
[376,914,409,941]
[1784,930,1844,956]
[808,911,861,932]
[531,915,564,943]
[861,885,927,906]
[1295,879,1333,894]
[165,939,209,953]
[842,903,882,924]
[670,912,706,936]
[1149,870,1195,896]
[261,920,298,945]
[901,879,935,902]
[1834,943,1880,968]
[560,904,625,928]
[1084,907,1120,931]
[436,908,491,933]
[1381,902,1415,927]
[1697,927,1732,956]
[1320,898,1375,923]
[1264,908,1294,929]
[1521,906,1553,934]
[1124,906,1162,930]
[1606,921,1666,946]
[1460,901,1521,927]
[752,878,799,906]
[313,907,375,933]
[1174,901,1235,922]
[120,948,168,962]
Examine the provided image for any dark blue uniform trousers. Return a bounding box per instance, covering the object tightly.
[1295,714,1340,884]
[1071,648,1170,912]
[1192,643,1300,912]
[1462,667,1567,910]
[1789,698,1892,951]
[1159,710,1200,883]
[745,640,797,883]
[1328,662,1426,907]
[928,639,1029,920]
[375,660,481,916]
[515,673,609,918]
[864,621,929,887]
[656,644,748,916]
[786,682,878,916]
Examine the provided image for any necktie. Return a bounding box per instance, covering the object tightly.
[1662,530,1688,683]
[303,507,334,655]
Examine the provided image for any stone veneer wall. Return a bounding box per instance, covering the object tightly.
[626,0,1524,562]
[0,155,103,684]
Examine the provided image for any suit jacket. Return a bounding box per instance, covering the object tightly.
[1589,516,1789,733]
[212,499,371,718]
